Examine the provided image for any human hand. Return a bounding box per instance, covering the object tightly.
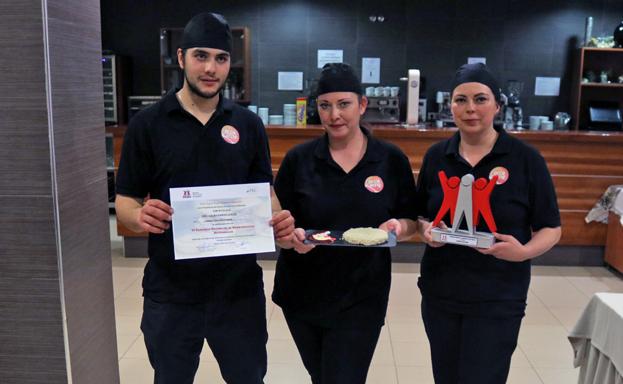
[422,220,446,248]
[271,210,295,245]
[379,218,401,237]
[477,232,528,262]
[292,228,315,254]
[137,199,173,234]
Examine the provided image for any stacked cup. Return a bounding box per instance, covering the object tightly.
[283,104,296,126]
[269,115,284,125]
[529,116,551,130]
[258,107,269,125]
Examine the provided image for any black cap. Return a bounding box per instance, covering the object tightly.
[316,63,362,96]
[181,12,232,53]
[451,63,501,103]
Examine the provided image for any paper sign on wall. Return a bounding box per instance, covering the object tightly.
[468,57,487,64]
[278,71,303,91]
[362,57,380,84]
[534,77,560,96]
[318,50,343,68]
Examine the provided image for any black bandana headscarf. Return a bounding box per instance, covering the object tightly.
[181,12,232,53]
[316,63,362,96]
[451,63,501,103]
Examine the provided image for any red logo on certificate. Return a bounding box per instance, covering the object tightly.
[489,166,509,185]
[364,176,384,193]
[221,125,240,144]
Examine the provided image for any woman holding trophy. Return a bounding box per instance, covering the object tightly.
[415,63,561,384]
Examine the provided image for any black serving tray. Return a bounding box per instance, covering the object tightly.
[303,229,397,247]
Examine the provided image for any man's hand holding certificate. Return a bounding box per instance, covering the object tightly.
[170,182,275,259]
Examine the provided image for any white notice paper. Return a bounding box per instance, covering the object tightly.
[468,57,487,64]
[318,50,343,68]
[170,183,275,259]
[534,77,560,96]
[362,57,380,84]
[278,71,303,91]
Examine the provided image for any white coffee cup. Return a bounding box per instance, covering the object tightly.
[540,120,553,130]
[374,86,383,97]
[247,105,258,113]
[529,116,541,130]
[365,87,375,97]
[390,86,399,97]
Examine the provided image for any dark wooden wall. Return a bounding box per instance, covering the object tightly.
[0,1,119,383]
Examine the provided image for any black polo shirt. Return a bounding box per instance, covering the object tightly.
[116,89,273,304]
[415,126,560,316]
[272,128,417,325]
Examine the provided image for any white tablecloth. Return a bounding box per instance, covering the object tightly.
[585,185,623,226]
[569,293,623,384]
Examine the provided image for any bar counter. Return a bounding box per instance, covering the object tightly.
[108,124,623,247]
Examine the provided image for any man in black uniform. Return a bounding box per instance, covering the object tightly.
[115,12,294,384]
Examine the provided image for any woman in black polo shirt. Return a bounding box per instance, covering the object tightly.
[272,63,418,384]
[415,63,562,384]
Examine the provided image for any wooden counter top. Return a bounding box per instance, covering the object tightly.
[109,124,623,246]
[266,124,623,142]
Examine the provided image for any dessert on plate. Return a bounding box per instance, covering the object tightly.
[342,227,388,246]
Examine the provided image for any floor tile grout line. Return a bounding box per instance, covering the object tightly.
[384,321,401,384]
[516,345,545,384]
[118,333,141,361]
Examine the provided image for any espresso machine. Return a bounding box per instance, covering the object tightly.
[363,96,400,123]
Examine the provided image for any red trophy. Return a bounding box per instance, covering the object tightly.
[430,171,498,248]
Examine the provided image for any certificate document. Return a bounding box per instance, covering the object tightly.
[170,182,275,260]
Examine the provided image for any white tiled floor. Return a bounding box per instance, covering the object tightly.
[110,218,623,383]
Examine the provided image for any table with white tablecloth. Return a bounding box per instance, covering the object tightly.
[569,293,623,384]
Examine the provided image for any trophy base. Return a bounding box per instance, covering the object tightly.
[431,228,495,249]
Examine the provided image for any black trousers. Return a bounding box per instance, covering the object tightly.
[421,298,523,384]
[283,311,382,384]
[141,293,267,384]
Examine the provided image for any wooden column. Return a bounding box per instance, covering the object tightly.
[0,1,119,383]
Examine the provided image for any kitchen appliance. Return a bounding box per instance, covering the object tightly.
[588,101,622,131]
[505,80,524,129]
[406,69,420,125]
[128,96,161,122]
[554,112,571,130]
[102,54,130,125]
[419,98,427,123]
[363,97,400,123]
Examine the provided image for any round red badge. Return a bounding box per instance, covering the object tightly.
[364,176,384,193]
[489,166,509,185]
[221,125,240,144]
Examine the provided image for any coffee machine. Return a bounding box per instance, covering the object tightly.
[363,96,400,123]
